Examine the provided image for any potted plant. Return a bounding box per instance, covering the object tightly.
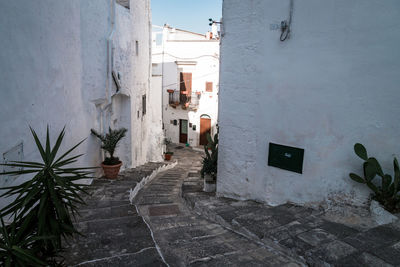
[201,132,218,192]
[164,138,174,160]
[91,127,127,179]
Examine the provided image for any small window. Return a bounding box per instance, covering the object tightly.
[142,95,146,116]
[206,82,213,92]
[136,41,139,56]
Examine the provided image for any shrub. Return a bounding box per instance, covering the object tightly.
[201,132,218,181]
[91,127,127,165]
[163,138,173,154]
[0,126,93,264]
[349,143,400,212]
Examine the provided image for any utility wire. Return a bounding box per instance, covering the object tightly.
[152,52,219,61]
[162,71,218,89]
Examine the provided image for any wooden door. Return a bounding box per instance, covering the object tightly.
[179,119,188,144]
[199,118,211,146]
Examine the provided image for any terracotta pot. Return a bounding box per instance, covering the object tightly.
[101,161,122,179]
[164,153,172,161]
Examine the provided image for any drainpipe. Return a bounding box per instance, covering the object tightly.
[97,0,116,163]
[101,0,116,136]
[107,0,116,108]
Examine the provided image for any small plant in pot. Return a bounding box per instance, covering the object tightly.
[91,127,127,179]
[201,132,218,192]
[164,138,173,160]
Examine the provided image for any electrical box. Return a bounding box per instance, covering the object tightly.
[268,143,304,174]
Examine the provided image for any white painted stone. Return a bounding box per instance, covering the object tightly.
[0,0,162,208]
[370,200,398,226]
[218,0,400,206]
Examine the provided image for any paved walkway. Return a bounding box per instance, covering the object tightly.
[182,163,400,266]
[64,146,400,266]
[133,147,305,266]
[63,162,167,266]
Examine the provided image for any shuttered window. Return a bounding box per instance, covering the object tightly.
[180,72,192,95]
[206,82,213,92]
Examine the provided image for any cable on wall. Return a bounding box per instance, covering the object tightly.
[280,0,294,42]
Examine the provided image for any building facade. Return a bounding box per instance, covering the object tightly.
[218,0,400,207]
[152,25,220,147]
[0,0,162,200]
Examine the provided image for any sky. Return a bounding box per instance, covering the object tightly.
[151,0,222,34]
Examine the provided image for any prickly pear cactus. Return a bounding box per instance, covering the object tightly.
[349,143,400,212]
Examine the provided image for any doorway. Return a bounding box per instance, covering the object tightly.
[179,119,188,144]
[200,117,211,146]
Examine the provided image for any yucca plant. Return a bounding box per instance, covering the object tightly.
[349,143,400,212]
[0,126,93,262]
[0,217,49,266]
[91,127,127,165]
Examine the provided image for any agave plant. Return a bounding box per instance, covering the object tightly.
[349,143,400,212]
[0,126,93,261]
[91,127,127,165]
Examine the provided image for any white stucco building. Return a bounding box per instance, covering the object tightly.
[218,0,400,207]
[0,0,162,195]
[152,25,220,147]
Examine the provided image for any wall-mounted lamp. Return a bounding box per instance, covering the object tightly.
[209,18,222,26]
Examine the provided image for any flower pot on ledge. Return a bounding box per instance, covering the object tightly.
[164,152,173,161]
[203,174,216,192]
[101,161,122,179]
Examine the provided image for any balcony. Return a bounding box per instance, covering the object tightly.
[167,90,180,107]
[167,90,200,110]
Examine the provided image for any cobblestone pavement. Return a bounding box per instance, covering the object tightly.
[63,162,168,266]
[63,146,400,266]
[182,167,400,266]
[133,146,305,267]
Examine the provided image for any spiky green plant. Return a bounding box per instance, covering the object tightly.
[349,143,400,212]
[91,127,127,165]
[201,132,218,181]
[0,217,50,266]
[0,126,93,261]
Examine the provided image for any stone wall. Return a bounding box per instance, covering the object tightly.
[0,0,161,207]
[218,0,400,207]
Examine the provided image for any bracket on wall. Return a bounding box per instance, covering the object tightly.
[280,0,294,42]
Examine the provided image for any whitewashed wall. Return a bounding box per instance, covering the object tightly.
[152,27,220,146]
[0,0,160,208]
[218,0,400,207]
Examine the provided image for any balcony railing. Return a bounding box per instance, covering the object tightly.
[168,90,180,106]
[167,90,200,110]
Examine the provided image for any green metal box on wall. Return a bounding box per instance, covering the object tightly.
[268,143,304,174]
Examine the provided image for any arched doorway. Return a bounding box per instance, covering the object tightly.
[199,114,211,146]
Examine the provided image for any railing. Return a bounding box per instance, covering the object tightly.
[167,90,200,110]
[168,90,180,106]
[188,93,200,110]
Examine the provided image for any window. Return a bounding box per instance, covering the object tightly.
[206,82,213,92]
[142,94,146,115]
[136,41,139,56]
